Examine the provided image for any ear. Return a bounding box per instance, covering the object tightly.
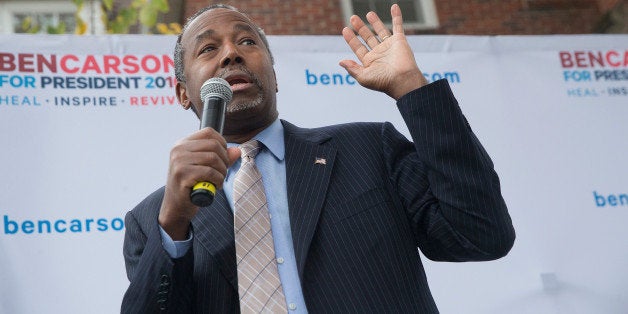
[273,69,278,92]
[176,81,190,109]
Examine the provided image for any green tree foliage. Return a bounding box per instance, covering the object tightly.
[75,0,175,34]
[17,0,180,35]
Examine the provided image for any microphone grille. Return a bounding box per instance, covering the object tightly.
[200,77,233,103]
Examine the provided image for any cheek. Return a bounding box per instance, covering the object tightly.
[259,64,277,88]
[187,57,219,80]
[190,103,202,117]
[184,83,202,106]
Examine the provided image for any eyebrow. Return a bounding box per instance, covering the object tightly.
[233,23,256,35]
[195,29,215,42]
[194,23,257,43]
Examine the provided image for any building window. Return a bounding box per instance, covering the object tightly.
[342,0,438,30]
[0,0,102,34]
[12,12,76,34]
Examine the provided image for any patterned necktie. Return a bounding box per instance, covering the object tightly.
[233,140,287,313]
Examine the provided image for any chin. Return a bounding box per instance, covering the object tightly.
[227,94,264,114]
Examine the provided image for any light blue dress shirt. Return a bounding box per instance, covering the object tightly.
[159,119,308,313]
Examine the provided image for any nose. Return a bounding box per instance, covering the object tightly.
[220,42,243,67]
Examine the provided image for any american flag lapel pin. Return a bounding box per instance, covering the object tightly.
[314,157,326,165]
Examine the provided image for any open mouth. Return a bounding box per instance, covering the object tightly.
[224,74,253,91]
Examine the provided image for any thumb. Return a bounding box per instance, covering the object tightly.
[339,60,362,79]
[227,147,241,167]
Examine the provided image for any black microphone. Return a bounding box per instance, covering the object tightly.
[190,77,233,207]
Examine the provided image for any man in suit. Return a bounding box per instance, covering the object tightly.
[122,3,515,313]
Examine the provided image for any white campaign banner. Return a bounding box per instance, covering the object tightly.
[1,34,627,313]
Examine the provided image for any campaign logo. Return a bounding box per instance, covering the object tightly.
[304,68,461,86]
[2,214,125,235]
[0,52,177,108]
[560,50,628,98]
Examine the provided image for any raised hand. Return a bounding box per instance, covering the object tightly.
[339,4,428,100]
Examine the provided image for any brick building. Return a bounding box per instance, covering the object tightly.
[1,0,626,34]
[180,0,628,35]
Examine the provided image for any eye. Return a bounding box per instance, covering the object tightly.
[240,38,256,46]
[199,45,216,55]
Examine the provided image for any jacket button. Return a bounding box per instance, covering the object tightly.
[157,298,167,311]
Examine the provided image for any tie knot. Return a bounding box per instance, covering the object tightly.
[239,139,260,161]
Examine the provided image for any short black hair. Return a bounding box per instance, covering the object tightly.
[173,4,274,83]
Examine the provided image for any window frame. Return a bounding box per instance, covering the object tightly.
[341,0,439,30]
[0,0,103,34]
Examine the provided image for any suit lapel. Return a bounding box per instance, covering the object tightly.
[192,190,238,290]
[282,120,336,280]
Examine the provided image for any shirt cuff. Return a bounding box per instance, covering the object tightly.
[159,225,193,258]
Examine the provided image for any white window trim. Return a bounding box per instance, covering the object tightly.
[0,0,103,34]
[341,0,439,30]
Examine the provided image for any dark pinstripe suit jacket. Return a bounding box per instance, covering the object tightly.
[122,79,515,313]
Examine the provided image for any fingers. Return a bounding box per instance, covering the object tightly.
[169,128,231,191]
[227,147,242,167]
[343,4,403,54]
[366,11,391,41]
[352,15,380,49]
[342,10,389,63]
[187,129,230,187]
[338,58,360,76]
[191,128,230,169]
[390,3,404,35]
[184,152,229,189]
[191,127,227,149]
[159,128,230,239]
[349,12,389,51]
[342,26,369,62]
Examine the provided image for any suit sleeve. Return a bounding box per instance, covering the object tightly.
[389,79,515,262]
[121,188,195,313]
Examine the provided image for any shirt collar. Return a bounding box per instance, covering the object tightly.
[228,119,285,161]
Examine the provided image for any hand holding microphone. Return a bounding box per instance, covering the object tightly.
[190,77,233,207]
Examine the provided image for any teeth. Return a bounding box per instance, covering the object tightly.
[228,78,248,85]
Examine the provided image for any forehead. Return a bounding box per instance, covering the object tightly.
[181,8,257,43]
